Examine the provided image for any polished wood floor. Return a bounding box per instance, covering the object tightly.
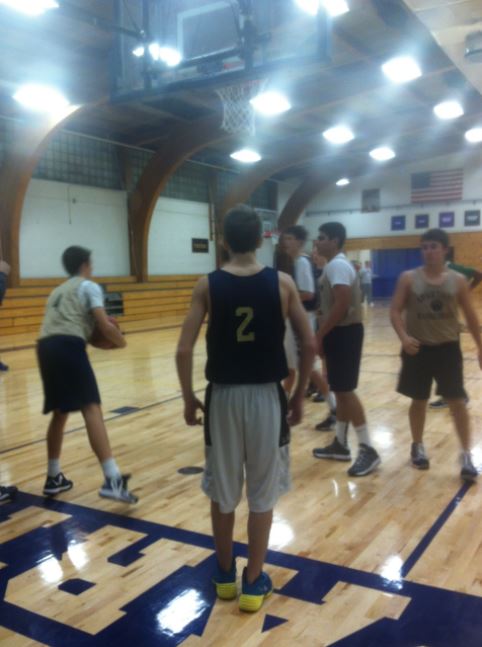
[0,301,481,645]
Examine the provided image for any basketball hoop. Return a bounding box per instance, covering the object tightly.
[215,78,267,135]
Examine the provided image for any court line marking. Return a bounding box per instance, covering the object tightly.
[0,388,204,457]
[401,481,472,577]
[0,323,184,354]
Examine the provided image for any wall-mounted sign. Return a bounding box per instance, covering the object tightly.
[415,214,429,229]
[192,238,209,253]
[464,210,480,227]
[439,212,454,228]
[391,215,406,231]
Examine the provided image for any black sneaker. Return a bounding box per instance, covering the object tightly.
[43,473,73,496]
[348,444,381,477]
[429,398,448,410]
[99,474,138,503]
[461,454,478,484]
[315,414,336,431]
[411,442,430,469]
[0,362,8,372]
[313,438,351,461]
[0,485,17,502]
[311,393,326,403]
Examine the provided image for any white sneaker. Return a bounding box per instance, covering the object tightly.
[99,474,138,503]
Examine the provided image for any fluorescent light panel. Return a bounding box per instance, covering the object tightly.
[230,148,261,163]
[433,100,464,120]
[465,127,482,143]
[13,84,69,113]
[295,0,349,17]
[250,91,291,116]
[322,0,349,17]
[0,0,58,15]
[323,125,354,144]
[148,43,182,66]
[382,56,421,83]
[336,178,350,186]
[370,146,395,161]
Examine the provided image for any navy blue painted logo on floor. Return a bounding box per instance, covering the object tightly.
[0,492,480,646]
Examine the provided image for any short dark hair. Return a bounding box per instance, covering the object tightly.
[319,222,346,248]
[62,246,91,276]
[284,225,308,242]
[223,204,262,253]
[421,228,449,248]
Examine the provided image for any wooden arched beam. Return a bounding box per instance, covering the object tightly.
[216,139,322,223]
[278,170,328,230]
[128,115,229,281]
[0,106,81,286]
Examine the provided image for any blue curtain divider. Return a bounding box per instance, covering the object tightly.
[372,248,421,298]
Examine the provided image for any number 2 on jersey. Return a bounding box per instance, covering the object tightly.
[236,307,255,342]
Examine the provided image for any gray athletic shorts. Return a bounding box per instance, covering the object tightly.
[202,382,291,514]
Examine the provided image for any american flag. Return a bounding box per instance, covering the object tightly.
[411,169,463,203]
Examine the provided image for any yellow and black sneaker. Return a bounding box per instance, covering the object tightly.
[212,558,237,600]
[239,567,273,613]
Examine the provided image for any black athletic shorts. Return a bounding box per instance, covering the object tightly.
[37,335,101,414]
[323,323,364,392]
[397,341,465,401]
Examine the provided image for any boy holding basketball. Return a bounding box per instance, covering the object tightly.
[176,205,315,612]
[37,246,137,503]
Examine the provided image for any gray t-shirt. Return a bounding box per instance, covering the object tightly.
[40,277,104,341]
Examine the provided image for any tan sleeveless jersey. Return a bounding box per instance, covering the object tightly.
[40,277,96,342]
[405,268,460,345]
[320,265,362,326]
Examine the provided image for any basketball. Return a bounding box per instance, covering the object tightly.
[89,316,121,350]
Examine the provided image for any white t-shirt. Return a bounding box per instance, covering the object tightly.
[359,268,372,285]
[78,281,104,310]
[294,255,314,294]
[324,253,356,287]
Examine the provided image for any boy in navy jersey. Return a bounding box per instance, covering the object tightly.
[176,205,315,612]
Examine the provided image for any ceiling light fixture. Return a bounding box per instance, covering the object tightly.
[230,148,262,163]
[382,56,421,84]
[323,125,354,144]
[132,45,145,57]
[0,0,58,15]
[369,146,395,161]
[147,43,182,67]
[295,0,349,17]
[465,127,482,143]
[322,0,349,17]
[13,84,70,113]
[336,178,350,186]
[250,91,291,116]
[433,100,464,120]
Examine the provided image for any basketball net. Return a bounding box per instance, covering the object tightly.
[215,78,267,135]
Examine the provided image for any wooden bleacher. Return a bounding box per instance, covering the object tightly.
[0,275,199,337]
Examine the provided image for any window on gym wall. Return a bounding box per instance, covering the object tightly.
[361,188,380,212]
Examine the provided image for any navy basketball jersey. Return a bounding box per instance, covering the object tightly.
[205,267,288,384]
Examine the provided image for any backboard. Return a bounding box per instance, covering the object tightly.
[112,0,330,102]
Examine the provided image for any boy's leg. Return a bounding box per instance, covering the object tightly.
[409,399,427,444]
[46,410,69,464]
[211,501,235,572]
[81,403,138,503]
[446,398,470,451]
[246,509,273,584]
[81,403,113,463]
[44,410,72,495]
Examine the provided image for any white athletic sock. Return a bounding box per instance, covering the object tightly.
[335,421,350,448]
[327,392,337,413]
[354,424,372,447]
[48,459,61,477]
[102,458,121,480]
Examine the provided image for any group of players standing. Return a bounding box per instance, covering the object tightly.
[0,204,480,614]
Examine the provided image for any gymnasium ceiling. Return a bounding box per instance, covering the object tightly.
[0,0,482,185]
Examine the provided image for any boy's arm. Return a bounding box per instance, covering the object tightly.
[389,272,420,355]
[457,276,482,369]
[284,275,316,425]
[176,276,209,424]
